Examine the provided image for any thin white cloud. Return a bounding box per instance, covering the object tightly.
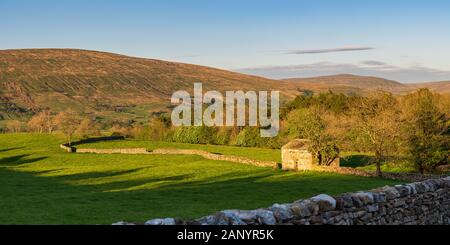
[361,60,387,66]
[281,46,374,55]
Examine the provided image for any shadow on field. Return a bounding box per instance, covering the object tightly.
[341,154,375,168]
[0,154,48,166]
[69,136,125,147]
[0,147,25,153]
[0,159,400,225]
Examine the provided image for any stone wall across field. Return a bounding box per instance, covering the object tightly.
[76,148,149,154]
[132,177,450,226]
[152,149,279,168]
[65,145,280,169]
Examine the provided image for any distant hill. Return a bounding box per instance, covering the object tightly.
[0,49,448,123]
[406,81,450,94]
[283,74,407,94]
[283,74,450,95]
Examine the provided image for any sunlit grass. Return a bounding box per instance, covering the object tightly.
[79,139,283,162]
[0,134,401,224]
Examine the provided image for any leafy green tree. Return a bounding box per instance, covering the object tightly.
[285,108,340,166]
[235,127,264,147]
[173,126,217,144]
[402,89,449,173]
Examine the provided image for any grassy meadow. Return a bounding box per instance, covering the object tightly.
[80,139,418,172]
[0,133,402,225]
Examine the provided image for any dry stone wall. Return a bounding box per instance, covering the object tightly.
[64,145,279,169]
[152,149,279,168]
[131,177,450,226]
[76,148,149,154]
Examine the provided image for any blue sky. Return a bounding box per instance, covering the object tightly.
[1,0,450,82]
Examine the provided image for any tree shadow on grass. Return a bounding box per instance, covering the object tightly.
[341,154,375,168]
[0,154,48,167]
[341,154,414,170]
[0,147,25,153]
[0,162,400,225]
[45,168,195,192]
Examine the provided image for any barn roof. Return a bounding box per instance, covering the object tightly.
[282,139,311,151]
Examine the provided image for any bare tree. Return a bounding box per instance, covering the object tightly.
[75,117,100,139]
[54,109,82,145]
[350,92,401,177]
[6,120,23,133]
[27,111,54,133]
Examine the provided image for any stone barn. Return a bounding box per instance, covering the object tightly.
[281,139,314,171]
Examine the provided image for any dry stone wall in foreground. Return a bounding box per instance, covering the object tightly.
[123,177,450,225]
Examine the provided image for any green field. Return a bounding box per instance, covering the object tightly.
[0,134,401,225]
[80,139,417,172]
[79,139,283,162]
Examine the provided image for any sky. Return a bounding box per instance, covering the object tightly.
[1,0,450,83]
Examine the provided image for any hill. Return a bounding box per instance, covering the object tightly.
[0,49,448,123]
[406,81,450,94]
[283,74,450,94]
[0,49,298,122]
[282,74,408,94]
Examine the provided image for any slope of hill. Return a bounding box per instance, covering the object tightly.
[0,49,298,121]
[282,74,408,94]
[283,75,450,95]
[0,49,448,123]
[406,81,450,94]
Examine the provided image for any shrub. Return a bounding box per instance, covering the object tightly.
[109,125,132,138]
[172,126,217,144]
[130,124,151,140]
[235,127,264,147]
[214,127,232,145]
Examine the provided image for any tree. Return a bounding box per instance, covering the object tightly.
[75,117,100,139]
[54,109,82,145]
[401,89,449,173]
[285,107,340,166]
[27,111,54,133]
[5,120,23,133]
[350,92,401,177]
[235,127,265,147]
[148,117,169,141]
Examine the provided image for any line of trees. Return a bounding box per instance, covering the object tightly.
[1,88,448,174]
[2,109,100,146]
[282,89,449,175]
[114,89,448,175]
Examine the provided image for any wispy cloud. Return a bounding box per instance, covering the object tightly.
[361,60,387,66]
[236,61,450,83]
[281,46,374,55]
